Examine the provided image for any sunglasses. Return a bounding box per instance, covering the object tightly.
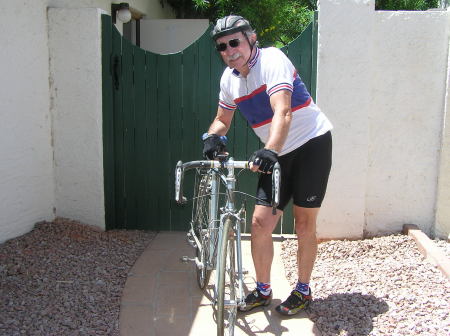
[216,38,241,52]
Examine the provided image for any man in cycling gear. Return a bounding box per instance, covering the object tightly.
[203,15,333,316]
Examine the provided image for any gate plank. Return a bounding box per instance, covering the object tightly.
[145,52,158,229]
[177,43,198,229]
[155,55,171,230]
[133,45,148,230]
[122,37,137,229]
[101,15,115,230]
[112,26,125,229]
[197,32,213,135]
[168,53,185,231]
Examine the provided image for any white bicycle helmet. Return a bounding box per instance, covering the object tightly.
[211,15,253,41]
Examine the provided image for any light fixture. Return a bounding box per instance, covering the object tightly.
[111,2,132,24]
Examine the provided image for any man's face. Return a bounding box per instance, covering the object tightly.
[216,32,254,72]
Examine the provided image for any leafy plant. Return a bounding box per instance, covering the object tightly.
[375,0,439,10]
[162,0,316,47]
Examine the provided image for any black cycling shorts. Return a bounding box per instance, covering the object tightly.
[256,131,332,210]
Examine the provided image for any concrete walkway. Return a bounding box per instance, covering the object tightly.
[120,231,320,336]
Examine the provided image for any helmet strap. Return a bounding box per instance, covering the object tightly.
[243,33,256,65]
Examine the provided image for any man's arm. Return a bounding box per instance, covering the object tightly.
[265,90,292,152]
[207,106,235,136]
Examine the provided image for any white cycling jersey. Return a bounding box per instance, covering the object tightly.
[218,47,333,156]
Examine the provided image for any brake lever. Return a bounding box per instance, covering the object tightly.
[215,152,229,168]
[175,161,186,204]
[271,162,281,215]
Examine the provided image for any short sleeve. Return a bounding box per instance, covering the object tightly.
[218,72,237,110]
[262,48,296,96]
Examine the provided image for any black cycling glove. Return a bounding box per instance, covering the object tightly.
[202,134,227,160]
[249,148,278,173]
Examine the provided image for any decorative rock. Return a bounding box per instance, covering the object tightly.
[281,234,450,336]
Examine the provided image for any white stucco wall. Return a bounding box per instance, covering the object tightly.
[47,1,174,34]
[436,39,450,239]
[139,19,209,54]
[0,0,55,243]
[48,0,174,18]
[366,10,449,236]
[317,0,450,238]
[316,0,374,239]
[48,8,106,229]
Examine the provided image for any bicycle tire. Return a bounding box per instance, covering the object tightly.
[216,217,237,336]
[192,172,213,289]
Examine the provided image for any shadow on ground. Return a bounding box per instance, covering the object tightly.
[308,293,389,335]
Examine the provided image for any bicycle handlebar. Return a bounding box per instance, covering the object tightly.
[175,159,281,214]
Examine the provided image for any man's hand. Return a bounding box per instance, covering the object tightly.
[202,134,227,160]
[249,148,278,173]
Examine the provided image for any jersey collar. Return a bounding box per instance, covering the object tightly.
[248,47,260,69]
[232,47,261,77]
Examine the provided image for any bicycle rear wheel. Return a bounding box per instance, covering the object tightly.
[192,171,214,289]
[216,217,237,336]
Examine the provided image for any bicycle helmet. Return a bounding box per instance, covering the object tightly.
[211,15,253,41]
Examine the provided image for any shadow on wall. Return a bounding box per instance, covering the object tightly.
[309,293,389,335]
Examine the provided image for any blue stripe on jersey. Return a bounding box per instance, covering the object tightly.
[235,75,312,128]
[236,89,273,127]
[291,76,311,108]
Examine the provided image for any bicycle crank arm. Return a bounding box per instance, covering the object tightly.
[180,256,204,269]
[186,230,198,249]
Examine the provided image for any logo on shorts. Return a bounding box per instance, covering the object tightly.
[306,196,317,202]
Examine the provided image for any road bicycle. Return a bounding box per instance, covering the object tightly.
[175,155,280,336]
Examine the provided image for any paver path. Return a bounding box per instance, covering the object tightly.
[120,231,320,336]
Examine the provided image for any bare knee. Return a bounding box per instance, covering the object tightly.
[295,214,316,237]
[251,215,272,236]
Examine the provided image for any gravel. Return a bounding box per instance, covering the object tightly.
[0,218,155,336]
[434,239,450,259]
[281,234,450,336]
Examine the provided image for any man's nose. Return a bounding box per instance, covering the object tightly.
[223,45,234,54]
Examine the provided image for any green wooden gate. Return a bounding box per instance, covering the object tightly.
[102,14,318,233]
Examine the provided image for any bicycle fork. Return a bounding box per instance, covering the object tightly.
[214,211,246,309]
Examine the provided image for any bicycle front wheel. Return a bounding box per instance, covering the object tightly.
[216,217,237,336]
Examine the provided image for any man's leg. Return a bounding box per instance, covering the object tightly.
[238,205,282,312]
[251,205,283,283]
[275,206,319,316]
[294,206,319,283]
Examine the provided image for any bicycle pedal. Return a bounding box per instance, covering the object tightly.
[180,256,204,269]
[185,234,197,249]
[180,256,191,263]
[186,239,197,249]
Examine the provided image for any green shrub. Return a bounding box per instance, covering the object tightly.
[375,0,439,10]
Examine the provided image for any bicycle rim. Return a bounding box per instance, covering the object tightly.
[193,172,213,289]
[216,218,237,336]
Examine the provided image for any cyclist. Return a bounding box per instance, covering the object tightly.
[202,15,333,316]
